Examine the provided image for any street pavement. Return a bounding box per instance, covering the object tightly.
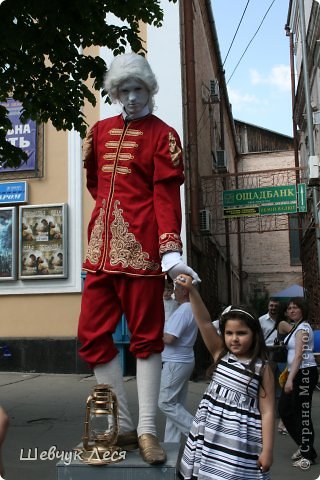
[0,372,319,480]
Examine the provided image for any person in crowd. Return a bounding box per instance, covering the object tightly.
[278,297,318,470]
[0,406,9,477]
[77,52,200,465]
[163,278,179,321]
[275,301,292,344]
[259,297,280,348]
[176,275,274,480]
[271,301,294,435]
[158,281,198,443]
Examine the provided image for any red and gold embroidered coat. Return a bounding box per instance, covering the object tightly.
[82,113,184,277]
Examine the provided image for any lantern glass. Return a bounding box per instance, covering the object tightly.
[90,411,114,442]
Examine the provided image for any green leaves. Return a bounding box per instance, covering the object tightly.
[0,0,176,167]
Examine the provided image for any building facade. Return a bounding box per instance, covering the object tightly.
[287,0,320,326]
[0,0,309,375]
[235,121,302,304]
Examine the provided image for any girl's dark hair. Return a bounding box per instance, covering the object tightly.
[287,297,309,320]
[207,305,268,389]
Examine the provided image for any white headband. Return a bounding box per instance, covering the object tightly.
[221,305,255,321]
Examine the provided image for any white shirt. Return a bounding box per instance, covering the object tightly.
[163,298,179,322]
[259,313,277,346]
[162,302,198,363]
[286,322,317,370]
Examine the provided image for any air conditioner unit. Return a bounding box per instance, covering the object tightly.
[210,80,220,103]
[313,110,320,125]
[215,150,227,170]
[308,155,320,184]
[199,209,211,233]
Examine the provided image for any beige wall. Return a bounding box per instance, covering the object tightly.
[1,122,82,337]
[1,293,81,337]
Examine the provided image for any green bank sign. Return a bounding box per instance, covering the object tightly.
[223,184,307,218]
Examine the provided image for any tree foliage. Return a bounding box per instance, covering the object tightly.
[0,0,175,167]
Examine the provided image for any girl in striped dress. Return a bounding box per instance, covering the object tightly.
[175,275,275,480]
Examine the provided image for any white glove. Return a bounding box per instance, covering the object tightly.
[169,262,201,284]
[161,252,201,284]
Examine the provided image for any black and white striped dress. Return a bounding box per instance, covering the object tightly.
[179,353,271,480]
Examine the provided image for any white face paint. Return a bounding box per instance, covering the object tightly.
[118,78,150,116]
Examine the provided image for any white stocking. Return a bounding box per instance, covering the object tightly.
[136,353,162,437]
[94,355,135,433]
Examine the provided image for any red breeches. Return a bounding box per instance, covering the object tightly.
[78,271,165,368]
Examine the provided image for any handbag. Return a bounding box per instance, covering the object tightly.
[279,366,289,387]
[270,339,287,363]
[265,326,287,362]
[269,320,303,363]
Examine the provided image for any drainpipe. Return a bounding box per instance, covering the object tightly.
[298,0,320,276]
[285,24,303,254]
[285,25,300,182]
[183,0,199,234]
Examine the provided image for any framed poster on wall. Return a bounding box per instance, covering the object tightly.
[19,204,67,279]
[0,207,17,281]
[0,98,44,179]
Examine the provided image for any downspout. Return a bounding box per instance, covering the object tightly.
[183,0,199,234]
[285,25,303,252]
[285,25,300,181]
[298,0,320,276]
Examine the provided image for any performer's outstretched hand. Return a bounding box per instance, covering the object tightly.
[168,261,201,284]
[161,252,201,284]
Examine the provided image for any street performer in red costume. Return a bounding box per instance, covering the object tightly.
[78,52,200,465]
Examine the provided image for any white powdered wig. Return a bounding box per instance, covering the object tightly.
[104,53,159,112]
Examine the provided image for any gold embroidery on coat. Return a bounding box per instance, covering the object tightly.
[159,232,182,255]
[126,129,143,136]
[82,127,94,167]
[86,200,106,265]
[102,165,131,174]
[105,141,120,149]
[168,132,182,167]
[103,153,116,160]
[159,232,181,242]
[109,200,159,270]
[103,152,134,161]
[159,242,182,255]
[105,141,138,149]
[109,128,142,137]
[121,141,138,149]
[109,129,123,136]
[118,153,134,161]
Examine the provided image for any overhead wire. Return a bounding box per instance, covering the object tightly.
[222,0,251,67]
[226,0,277,85]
